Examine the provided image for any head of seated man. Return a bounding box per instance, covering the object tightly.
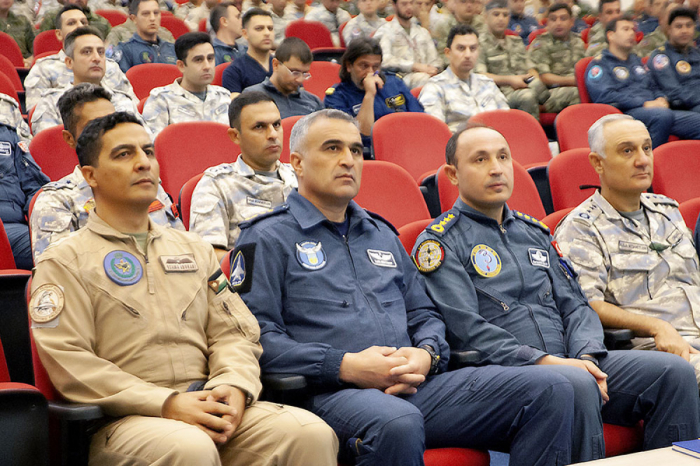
[242,8,274,57]
[58,83,116,148]
[340,37,384,91]
[445,24,480,79]
[130,0,162,42]
[175,32,217,94]
[598,0,622,27]
[546,2,575,39]
[228,91,283,173]
[664,5,695,46]
[211,2,243,46]
[269,37,313,96]
[55,4,89,46]
[63,26,107,86]
[485,0,511,37]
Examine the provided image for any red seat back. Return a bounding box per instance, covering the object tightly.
[0,32,25,67]
[575,56,594,104]
[542,207,574,232]
[411,86,422,99]
[398,219,432,255]
[0,55,23,92]
[198,18,207,32]
[304,61,340,100]
[0,218,16,270]
[0,73,20,105]
[555,103,622,152]
[0,335,10,382]
[372,113,452,183]
[679,198,700,231]
[213,62,229,86]
[33,30,62,57]
[281,114,303,164]
[581,26,591,44]
[126,63,182,100]
[28,126,79,181]
[652,141,700,203]
[221,249,233,277]
[160,15,190,39]
[95,9,128,26]
[527,28,546,45]
[178,173,204,231]
[285,20,334,48]
[548,147,599,211]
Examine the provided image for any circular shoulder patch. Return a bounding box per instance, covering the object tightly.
[652,53,669,70]
[613,66,629,80]
[30,284,64,323]
[588,65,602,80]
[676,60,691,75]
[414,239,445,273]
[104,250,143,286]
[470,244,502,278]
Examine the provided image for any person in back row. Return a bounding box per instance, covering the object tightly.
[211,1,247,65]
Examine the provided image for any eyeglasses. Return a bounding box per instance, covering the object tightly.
[281,63,312,80]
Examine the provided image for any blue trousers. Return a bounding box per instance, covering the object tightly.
[626,107,700,148]
[543,350,699,463]
[4,222,32,270]
[306,365,575,466]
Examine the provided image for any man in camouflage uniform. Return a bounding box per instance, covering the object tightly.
[432,0,486,63]
[528,2,583,112]
[508,0,540,43]
[585,0,621,56]
[634,2,681,58]
[40,0,111,38]
[0,0,35,66]
[477,0,549,119]
[554,114,700,383]
[375,0,442,89]
[24,5,136,110]
[0,93,31,142]
[30,84,182,260]
[143,33,230,138]
[105,17,174,47]
[342,0,386,45]
[189,92,296,261]
[305,0,351,46]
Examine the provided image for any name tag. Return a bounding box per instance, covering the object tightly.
[0,141,11,157]
[246,197,272,208]
[159,254,198,273]
[528,248,549,268]
[367,249,397,268]
[618,241,647,253]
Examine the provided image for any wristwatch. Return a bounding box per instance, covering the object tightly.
[420,345,440,375]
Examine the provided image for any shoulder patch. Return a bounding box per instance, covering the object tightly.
[571,200,602,225]
[42,178,75,191]
[239,204,289,229]
[644,193,678,207]
[512,210,550,233]
[426,211,458,236]
[325,87,335,96]
[204,163,235,177]
[228,243,256,293]
[413,239,445,273]
[366,210,399,235]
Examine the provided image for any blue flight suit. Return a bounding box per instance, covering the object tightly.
[212,37,246,65]
[234,190,575,466]
[415,199,700,463]
[585,49,700,147]
[112,33,177,73]
[508,13,541,44]
[572,18,588,34]
[648,42,700,111]
[0,124,49,269]
[324,73,424,153]
[637,14,659,35]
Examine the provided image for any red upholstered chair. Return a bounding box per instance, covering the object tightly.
[160,15,190,38]
[178,173,204,230]
[398,218,432,254]
[28,126,80,181]
[354,161,431,229]
[285,19,334,48]
[0,55,23,92]
[0,72,20,105]
[0,31,25,67]
[680,198,700,231]
[603,423,644,458]
[542,207,574,232]
[504,29,518,36]
[221,249,232,276]
[33,30,62,57]
[95,9,128,26]
[305,61,341,100]
[280,114,303,163]
[154,121,236,197]
[125,63,182,100]
[372,112,452,183]
[575,56,594,104]
[652,140,700,203]
[527,27,547,45]
[137,96,148,113]
[555,104,622,152]
[213,62,230,86]
[581,26,591,44]
[547,148,599,211]
[411,85,422,99]
[0,218,18,270]
[198,17,208,32]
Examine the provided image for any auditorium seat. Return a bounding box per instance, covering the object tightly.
[0,72,21,106]
[0,32,25,67]
[33,30,62,57]
[575,56,594,103]
[547,147,599,211]
[213,62,230,86]
[652,140,700,203]
[285,19,334,49]
[555,103,622,152]
[178,173,204,230]
[679,198,700,231]
[95,9,128,27]
[542,207,574,232]
[28,126,80,181]
[304,61,341,100]
[0,55,23,92]
[125,63,182,100]
[280,114,303,163]
[160,15,190,39]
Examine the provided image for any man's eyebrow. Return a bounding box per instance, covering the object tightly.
[109,143,136,156]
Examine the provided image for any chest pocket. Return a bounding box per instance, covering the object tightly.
[610,251,657,272]
[671,237,699,272]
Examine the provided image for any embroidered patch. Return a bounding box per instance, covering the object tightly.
[613,66,629,80]
[104,250,143,286]
[29,284,64,323]
[230,250,246,286]
[0,141,10,156]
[588,65,603,80]
[471,244,502,278]
[367,249,397,268]
[159,254,198,272]
[676,60,691,75]
[148,199,164,213]
[414,240,444,273]
[385,94,406,109]
[652,54,669,70]
[295,241,327,270]
[208,269,230,295]
[528,248,550,268]
[618,241,647,253]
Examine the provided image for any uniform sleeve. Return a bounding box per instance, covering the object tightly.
[189,175,233,250]
[106,63,139,103]
[585,60,647,110]
[30,100,61,136]
[222,61,244,93]
[31,257,177,417]
[648,52,700,109]
[378,30,413,73]
[117,44,132,73]
[323,86,352,114]
[15,146,49,212]
[142,93,170,138]
[418,81,446,123]
[24,20,35,57]
[475,48,488,74]
[422,30,442,69]
[23,65,49,110]
[491,81,510,109]
[528,38,550,74]
[29,190,74,260]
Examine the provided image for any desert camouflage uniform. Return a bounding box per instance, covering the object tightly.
[0,10,34,57]
[342,14,385,45]
[0,94,31,143]
[189,157,297,250]
[106,20,174,47]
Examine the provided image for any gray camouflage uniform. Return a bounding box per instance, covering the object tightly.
[106,20,174,47]
[341,13,385,45]
[0,94,31,143]
[189,157,297,250]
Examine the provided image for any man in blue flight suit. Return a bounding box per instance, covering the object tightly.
[232,109,577,466]
[414,124,700,464]
[324,38,423,158]
[648,7,700,111]
[586,15,700,147]
[507,0,541,43]
[0,123,50,269]
[113,0,177,72]
[637,0,667,35]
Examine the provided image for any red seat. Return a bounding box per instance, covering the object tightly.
[542,207,574,232]
[154,121,236,197]
[527,27,546,46]
[0,73,20,106]
[468,109,553,169]
[504,29,518,36]
[137,96,147,114]
[178,173,204,230]
[280,114,303,164]
[603,423,644,458]
[0,55,23,92]
[398,219,432,255]
[0,218,17,270]
[581,26,591,44]
[28,126,79,181]
[652,140,700,203]
[411,85,422,99]
[0,31,25,67]
[125,63,182,100]
[304,61,341,100]
[198,17,207,32]
[354,161,431,229]
[547,148,599,211]
[95,9,128,27]
[679,198,700,230]
[372,112,452,183]
[555,103,622,152]
[575,56,594,104]
[213,62,230,86]
[27,105,35,133]
[33,30,62,57]
[160,15,190,39]
[221,249,233,276]
[285,19,334,48]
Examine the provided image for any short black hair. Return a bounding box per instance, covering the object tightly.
[447,24,478,49]
[339,37,383,82]
[604,14,634,42]
[547,2,572,16]
[55,4,86,29]
[228,91,276,129]
[445,123,501,166]
[275,37,313,64]
[242,7,271,28]
[58,83,113,137]
[175,32,212,62]
[485,0,508,11]
[211,2,236,33]
[129,0,159,16]
[64,26,103,57]
[669,6,697,25]
[599,0,619,12]
[76,112,143,167]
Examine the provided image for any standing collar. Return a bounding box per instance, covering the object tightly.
[86,210,163,241]
[453,197,513,225]
[286,190,377,232]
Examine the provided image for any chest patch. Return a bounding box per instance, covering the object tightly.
[159,254,198,273]
[367,249,397,268]
[230,250,246,287]
[246,196,272,208]
[296,241,327,270]
[471,244,502,278]
[676,60,691,75]
[528,248,549,268]
[613,66,629,80]
[618,240,647,253]
[104,250,143,286]
[0,141,10,157]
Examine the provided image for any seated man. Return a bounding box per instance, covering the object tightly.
[30,84,182,260]
[415,122,700,463]
[342,0,386,45]
[634,2,678,58]
[267,0,292,46]
[113,0,177,72]
[285,0,311,19]
[527,2,583,113]
[420,25,508,132]
[244,38,323,119]
[586,16,700,147]
[374,0,442,89]
[30,111,338,466]
[211,2,247,65]
[585,0,621,57]
[431,0,487,63]
[105,12,174,47]
[508,0,541,43]
[0,92,31,142]
[222,8,274,98]
[234,109,578,466]
[24,5,136,110]
[189,92,296,260]
[143,32,231,138]
[324,38,423,154]
[183,0,217,31]
[0,0,35,67]
[555,114,700,382]
[31,27,143,135]
[305,0,351,47]
[638,0,667,34]
[40,0,111,38]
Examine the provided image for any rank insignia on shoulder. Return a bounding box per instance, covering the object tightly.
[296,241,326,270]
[229,243,255,293]
[471,244,501,278]
[414,239,444,273]
[30,284,64,325]
[104,250,143,286]
[148,199,164,213]
[325,87,335,95]
[513,211,550,233]
[428,212,457,235]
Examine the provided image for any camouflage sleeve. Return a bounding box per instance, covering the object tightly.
[142,93,170,138]
[475,48,488,74]
[30,100,61,136]
[418,81,446,123]
[105,62,138,103]
[527,38,550,74]
[378,29,413,73]
[24,65,50,110]
[424,30,443,69]
[341,18,355,45]
[189,175,232,250]
[433,18,448,52]
[30,189,74,260]
[24,19,35,56]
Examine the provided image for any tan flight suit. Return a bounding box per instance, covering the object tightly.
[30,213,338,466]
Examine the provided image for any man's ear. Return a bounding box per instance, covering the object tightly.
[290,151,303,177]
[589,151,604,175]
[81,164,97,189]
[444,164,459,186]
[62,129,77,149]
[65,55,74,71]
[227,127,241,145]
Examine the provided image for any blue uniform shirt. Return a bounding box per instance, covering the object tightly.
[648,42,700,110]
[113,33,177,73]
[244,77,324,119]
[637,15,659,35]
[221,53,273,93]
[414,199,607,367]
[508,14,541,44]
[212,37,246,65]
[234,190,450,389]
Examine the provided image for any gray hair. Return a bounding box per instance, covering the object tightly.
[588,114,637,158]
[289,109,359,154]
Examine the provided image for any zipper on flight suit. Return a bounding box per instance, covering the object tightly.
[475,288,510,311]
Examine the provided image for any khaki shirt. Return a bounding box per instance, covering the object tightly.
[476,30,533,76]
[585,22,607,57]
[0,10,34,57]
[375,18,442,73]
[528,31,585,76]
[190,157,297,250]
[31,213,263,417]
[554,190,700,339]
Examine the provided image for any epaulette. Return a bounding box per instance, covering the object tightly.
[644,192,678,207]
[204,163,234,177]
[42,178,75,191]
[425,211,458,236]
[571,201,603,225]
[366,210,399,235]
[658,45,665,52]
[593,53,603,61]
[512,210,550,233]
[239,204,289,229]
[325,86,335,96]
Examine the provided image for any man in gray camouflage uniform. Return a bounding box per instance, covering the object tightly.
[0,94,31,142]
[585,0,621,56]
[29,83,183,260]
[554,114,700,383]
[342,0,386,45]
[189,92,296,261]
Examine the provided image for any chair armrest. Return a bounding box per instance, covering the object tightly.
[603,328,635,350]
[48,401,103,421]
[261,374,308,391]
[448,350,480,370]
